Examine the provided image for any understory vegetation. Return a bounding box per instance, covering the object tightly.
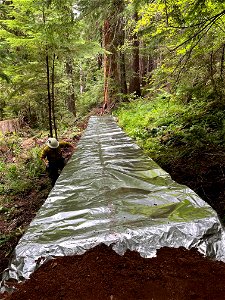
[0,134,46,248]
[115,91,225,164]
[0,119,81,198]
[0,136,45,196]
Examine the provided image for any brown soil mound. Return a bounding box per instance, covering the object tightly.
[3,243,225,300]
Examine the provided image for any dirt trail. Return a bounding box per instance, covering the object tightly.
[2,243,225,300]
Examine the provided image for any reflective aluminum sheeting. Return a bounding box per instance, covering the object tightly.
[1,116,225,291]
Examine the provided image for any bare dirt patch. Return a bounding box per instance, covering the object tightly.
[2,243,225,300]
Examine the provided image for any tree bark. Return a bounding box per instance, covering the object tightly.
[65,59,76,117]
[43,7,53,137]
[117,14,127,96]
[209,51,216,91]
[79,66,85,94]
[51,53,57,139]
[220,44,225,79]
[139,40,146,87]
[46,54,53,137]
[119,52,127,94]
[103,19,111,107]
[128,11,141,97]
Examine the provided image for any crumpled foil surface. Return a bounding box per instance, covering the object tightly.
[1,115,225,292]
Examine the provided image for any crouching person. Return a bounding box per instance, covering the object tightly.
[41,137,73,186]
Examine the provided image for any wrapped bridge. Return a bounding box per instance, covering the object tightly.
[2,116,225,287]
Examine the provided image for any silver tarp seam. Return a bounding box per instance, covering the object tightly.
[1,115,225,292]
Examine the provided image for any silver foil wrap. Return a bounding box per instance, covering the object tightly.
[1,115,225,292]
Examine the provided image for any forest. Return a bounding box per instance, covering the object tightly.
[1,0,225,297]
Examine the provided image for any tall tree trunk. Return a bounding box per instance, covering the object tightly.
[65,59,76,117]
[51,53,57,139]
[139,53,155,87]
[80,66,85,94]
[129,11,141,97]
[139,40,148,87]
[97,28,103,70]
[43,8,53,137]
[97,54,103,70]
[119,52,127,94]
[46,54,53,137]
[103,19,111,107]
[118,15,127,96]
[220,44,225,79]
[209,51,216,93]
[147,55,155,74]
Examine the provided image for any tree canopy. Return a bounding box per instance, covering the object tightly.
[0,0,225,136]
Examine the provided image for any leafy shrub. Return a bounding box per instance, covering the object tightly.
[0,136,45,196]
[25,147,45,179]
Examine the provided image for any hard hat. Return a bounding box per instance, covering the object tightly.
[46,138,59,148]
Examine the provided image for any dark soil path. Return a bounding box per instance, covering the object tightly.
[2,243,225,300]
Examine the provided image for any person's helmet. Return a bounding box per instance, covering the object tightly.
[46,137,59,148]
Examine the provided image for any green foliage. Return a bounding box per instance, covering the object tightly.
[0,234,11,246]
[0,135,45,196]
[134,0,225,103]
[25,147,45,178]
[77,76,104,116]
[0,0,103,130]
[115,91,225,162]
